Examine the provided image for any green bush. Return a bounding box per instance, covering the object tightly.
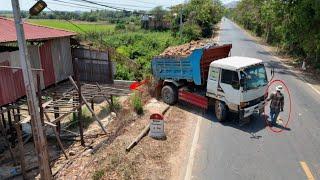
[131,93,143,115]
[110,96,122,112]
[103,31,184,80]
[92,169,105,180]
[68,107,93,129]
[115,22,126,31]
[182,23,202,41]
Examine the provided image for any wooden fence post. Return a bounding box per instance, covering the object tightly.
[75,62,85,146]
[107,49,114,84]
[0,107,6,128]
[37,75,44,125]
[14,114,27,179]
[53,93,60,135]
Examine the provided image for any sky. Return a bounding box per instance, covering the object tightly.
[0,0,235,11]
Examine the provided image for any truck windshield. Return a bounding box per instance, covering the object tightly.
[241,64,268,90]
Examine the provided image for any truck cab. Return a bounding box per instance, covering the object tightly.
[206,56,268,121]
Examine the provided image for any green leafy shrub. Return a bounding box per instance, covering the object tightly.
[131,93,143,115]
[103,31,184,80]
[182,23,202,41]
[115,22,126,31]
[110,96,122,112]
[92,169,105,180]
[68,107,93,129]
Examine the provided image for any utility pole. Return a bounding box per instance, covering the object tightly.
[11,0,52,179]
[179,6,183,38]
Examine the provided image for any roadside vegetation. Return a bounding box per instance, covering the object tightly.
[227,0,320,71]
[27,19,115,33]
[24,0,225,81]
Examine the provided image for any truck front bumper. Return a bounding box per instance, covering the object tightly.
[240,101,265,119]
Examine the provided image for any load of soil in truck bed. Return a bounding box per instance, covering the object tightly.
[159,39,218,57]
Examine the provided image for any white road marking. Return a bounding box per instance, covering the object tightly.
[184,22,222,180]
[184,115,202,180]
[304,81,320,95]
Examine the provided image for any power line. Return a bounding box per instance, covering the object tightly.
[123,0,161,6]
[73,0,133,11]
[42,3,137,65]
[48,0,145,12]
[45,6,88,33]
[70,0,169,15]
[47,0,104,10]
[93,0,155,9]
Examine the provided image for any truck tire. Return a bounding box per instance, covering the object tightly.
[215,100,227,122]
[161,85,178,105]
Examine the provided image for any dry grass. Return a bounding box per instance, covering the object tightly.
[55,99,197,180]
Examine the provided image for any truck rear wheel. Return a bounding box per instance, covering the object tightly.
[215,100,227,122]
[161,85,178,105]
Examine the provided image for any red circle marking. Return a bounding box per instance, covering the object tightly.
[264,79,292,133]
[150,113,163,120]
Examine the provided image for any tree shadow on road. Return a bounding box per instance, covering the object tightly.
[220,28,232,32]
[240,38,255,42]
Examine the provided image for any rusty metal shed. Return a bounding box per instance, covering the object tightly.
[0,17,76,106]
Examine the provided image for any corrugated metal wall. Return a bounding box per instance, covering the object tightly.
[51,37,73,82]
[29,45,45,89]
[0,53,25,105]
[0,37,73,106]
[39,40,56,87]
[73,48,114,83]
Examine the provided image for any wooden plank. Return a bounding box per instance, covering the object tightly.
[51,106,80,123]
[69,76,107,134]
[53,93,61,135]
[44,114,68,159]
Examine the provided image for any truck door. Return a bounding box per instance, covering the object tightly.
[206,67,220,97]
[219,69,241,111]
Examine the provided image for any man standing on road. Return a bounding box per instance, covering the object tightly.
[267,85,284,126]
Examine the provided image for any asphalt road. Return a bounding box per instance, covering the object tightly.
[190,18,320,180]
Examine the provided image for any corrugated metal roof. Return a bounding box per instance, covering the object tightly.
[0,17,76,43]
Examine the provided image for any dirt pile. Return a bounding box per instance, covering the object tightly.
[159,39,218,57]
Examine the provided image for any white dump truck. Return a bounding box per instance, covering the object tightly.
[152,44,270,121]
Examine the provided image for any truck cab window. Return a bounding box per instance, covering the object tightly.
[221,69,239,89]
[209,68,219,81]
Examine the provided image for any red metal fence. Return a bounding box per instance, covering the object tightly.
[0,37,73,106]
[0,61,25,105]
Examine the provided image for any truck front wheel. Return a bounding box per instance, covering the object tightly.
[215,100,227,122]
[161,85,178,105]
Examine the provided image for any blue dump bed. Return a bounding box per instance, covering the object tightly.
[152,44,232,86]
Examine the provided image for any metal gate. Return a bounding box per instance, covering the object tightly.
[72,48,114,83]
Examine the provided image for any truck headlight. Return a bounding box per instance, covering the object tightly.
[240,102,249,108]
